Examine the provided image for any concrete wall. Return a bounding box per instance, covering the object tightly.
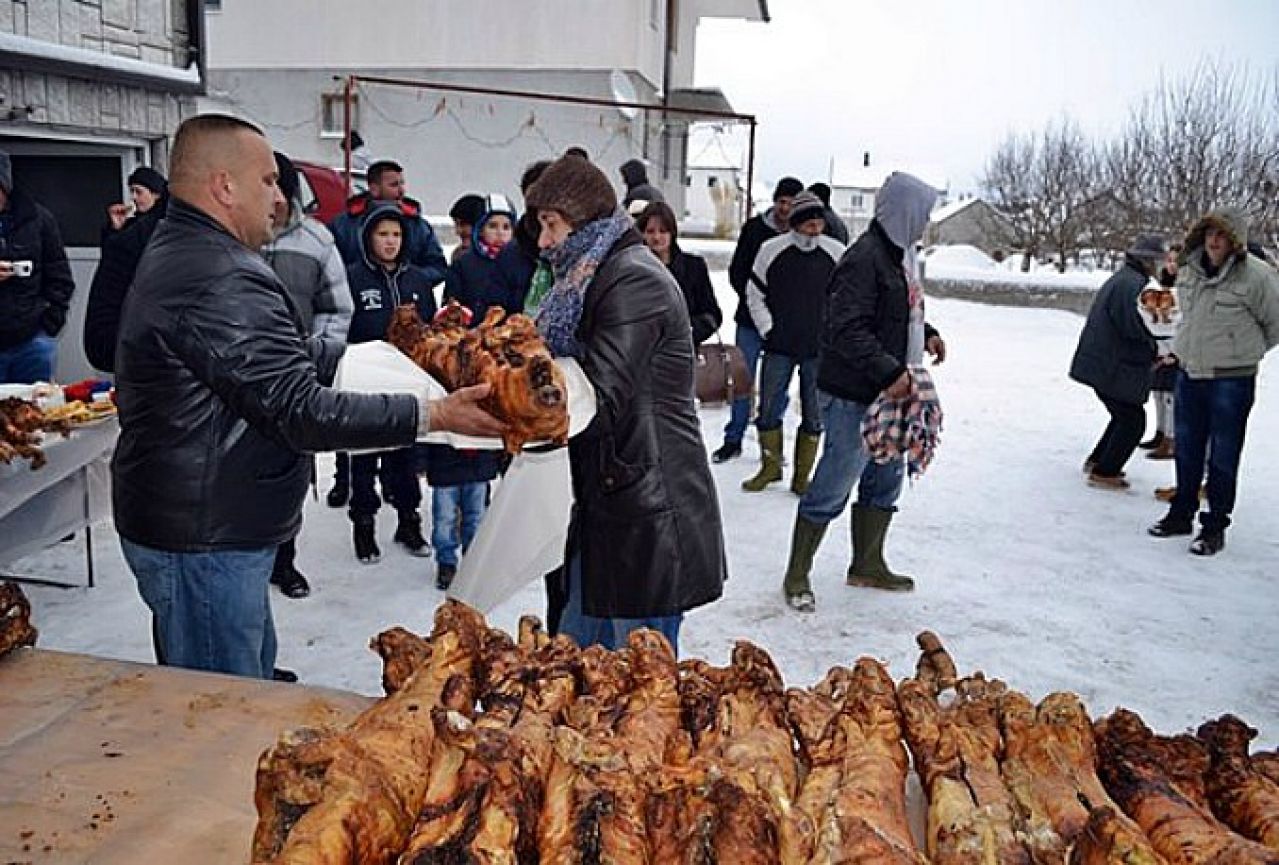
[206,66,672,216]
[206,0,665,86]
[925,275,1094,316]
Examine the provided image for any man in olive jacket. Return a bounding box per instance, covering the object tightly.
[1149,207,1279,555]
[113,115,502,679]
[1069,235,1166,488]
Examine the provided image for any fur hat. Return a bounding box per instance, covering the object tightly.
[788,190,826,228]
[524,155,618,229]
[128,165,168,196]
[773,176,803,201]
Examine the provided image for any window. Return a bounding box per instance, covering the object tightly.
[851,192,865,210]
[320,92,359,139]
[204,0,221,10]
[708,176,718,188]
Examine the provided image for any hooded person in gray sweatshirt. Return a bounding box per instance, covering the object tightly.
[778,172,946,612]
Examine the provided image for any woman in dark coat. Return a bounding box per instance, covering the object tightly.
[635,200,723,345]
[524,156,726,654]
[1069,235,1166,488]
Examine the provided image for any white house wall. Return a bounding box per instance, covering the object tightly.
[206,0,666,88]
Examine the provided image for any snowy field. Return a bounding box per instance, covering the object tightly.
[13,282,1279,746]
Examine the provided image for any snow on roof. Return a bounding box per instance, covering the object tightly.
[929,197,982,224]
[0,31,201,89]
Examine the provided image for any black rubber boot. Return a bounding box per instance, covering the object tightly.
[326,477,349,508]
[353,516,380,564]
[436,563,457,591]
[394,511,432,558]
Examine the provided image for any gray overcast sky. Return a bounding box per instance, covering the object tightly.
[693,0,1279,193]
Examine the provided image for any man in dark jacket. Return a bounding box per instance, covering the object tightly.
[328,159,448,287]
[714,175,803,462]
[112,115,503,680]
[742,190,845,495]
[619,158,665,209]
[84,178,170,373]
[779,172,944,611]
[0,152,75,383]
[808,182,850,244]
[1069,235,1166,489]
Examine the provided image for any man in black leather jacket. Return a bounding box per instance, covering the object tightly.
[112,115,502,680]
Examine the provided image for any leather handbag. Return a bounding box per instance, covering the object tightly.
[694,336,752,405]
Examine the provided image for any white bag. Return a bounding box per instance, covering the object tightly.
[445,446,572,613]
[332,341,596,450]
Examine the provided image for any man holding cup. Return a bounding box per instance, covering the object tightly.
[0,151,75,383]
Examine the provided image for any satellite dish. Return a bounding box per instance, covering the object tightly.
[610,70,639,119]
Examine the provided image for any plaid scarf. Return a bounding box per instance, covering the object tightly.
[535,211,633,358]
[862,366,943,479]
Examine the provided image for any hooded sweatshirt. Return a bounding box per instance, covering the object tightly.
[445,194,533,320]
[263,198,352,349]
[344,203,438,344]
[816,172,939,403]
[619,159,665,208]
[1172,206,1279,379]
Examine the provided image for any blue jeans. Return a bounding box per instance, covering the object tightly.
[0,332,56,383]
[723,324,787,445]
[121,539,278,679]
[798,390,905,524]
[431,482,488,567]
[557,554,683,655]
[1171,373,1255,531]
[756,352,822,435]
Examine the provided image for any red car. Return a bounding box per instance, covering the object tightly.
[294,161,366,226]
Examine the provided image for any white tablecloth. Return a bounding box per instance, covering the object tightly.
[0,419,117,568]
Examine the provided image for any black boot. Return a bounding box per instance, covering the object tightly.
[353,516,380,564]
[436,563,457,591]
[271,667,299,683]
[1189,528,1225,556]
[712,441,742,463]
[1138,431,1164,450]
[326,477,349,508]
[394,511,432,558]
[270,539,311,599]
[1148,511,1194,538]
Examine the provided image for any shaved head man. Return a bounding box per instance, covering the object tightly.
[112,115,502,681]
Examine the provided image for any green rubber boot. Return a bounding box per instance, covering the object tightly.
[742,428,784,492]
[782,516,828,611]
[847,504,915,591]
[790,430,822,496]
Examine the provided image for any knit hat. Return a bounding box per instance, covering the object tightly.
[271,152,298,206]
[788,190,826,228]
[773,176,803,201]
[524,155,618,229]
[1126,234,1167,263]
[128,165,167,196]
[0,151,13,194]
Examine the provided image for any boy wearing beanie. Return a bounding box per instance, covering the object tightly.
[741,190,846,495]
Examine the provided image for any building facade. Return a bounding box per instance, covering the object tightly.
[203,0,766,217]
[0,0,203,378]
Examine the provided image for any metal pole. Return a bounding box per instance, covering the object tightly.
[343,76,354,199]
[745,117,758,223]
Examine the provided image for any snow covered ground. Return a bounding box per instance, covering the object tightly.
[13,283,1279,746]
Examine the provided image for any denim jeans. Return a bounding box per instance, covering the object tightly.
[0,332,56,383]
[1171,373,1255,531]
[798,390,905,525]
[349,447,421,518]
[756,352,822,435]
[431,482,488,567]
[723,323,787,445]
[556,554,683,655]
[1086,391,1146,476]
[121,539,278,679]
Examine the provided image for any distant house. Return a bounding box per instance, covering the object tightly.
[203,0,769,216]
[827,163,949,240]
[682,164,742,238]
[0,0,203,379]
[926,197,1015,257]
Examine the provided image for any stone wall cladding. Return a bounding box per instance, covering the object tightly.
[0,0,195,138]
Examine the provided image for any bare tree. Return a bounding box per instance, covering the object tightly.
[981,131,1043,271]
